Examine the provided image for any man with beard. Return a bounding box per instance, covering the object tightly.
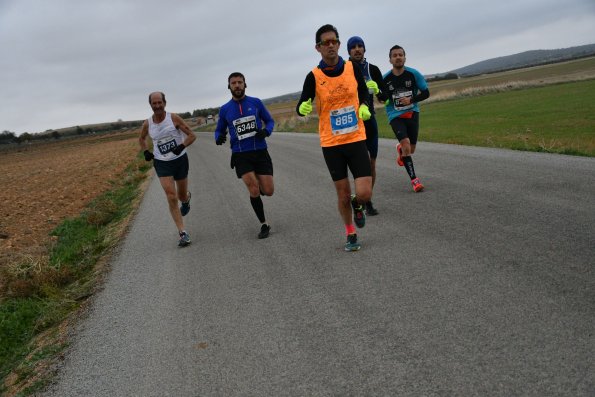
[296,24,372,252]
[347,35,388,215]
[139,91,196,247]
[215,72,276,239]
[383,45,430,192]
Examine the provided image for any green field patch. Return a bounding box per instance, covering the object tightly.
[375,79,595,156]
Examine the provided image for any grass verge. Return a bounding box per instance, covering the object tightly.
[376,79,595,156]
[0,153,151,396]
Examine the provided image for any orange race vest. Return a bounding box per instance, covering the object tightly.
[312,61,366,147]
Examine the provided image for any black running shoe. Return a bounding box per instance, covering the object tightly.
[351,194,366,228]
[344,233,361,252]
[258,223,270,239]
[178,231,191,247]
[365,201,379,216]
[180,192,191,216]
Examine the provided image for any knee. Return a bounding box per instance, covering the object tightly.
[247,184,261,197]
[359,189,372,203]
[165,191,178,203]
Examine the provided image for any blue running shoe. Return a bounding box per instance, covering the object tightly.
[351,194,366,228]
[344,234,361,252]
[180,192,191,216]
[178,231,191,247]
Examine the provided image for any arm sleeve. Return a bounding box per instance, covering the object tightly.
[370,64,389,102]
[353,64,369,106]
[382,72,393,108]
[214,108,227,140]
[258,100,275,135]
[412,89,430,104]
[412,69,430,103]
[296,72,316,115]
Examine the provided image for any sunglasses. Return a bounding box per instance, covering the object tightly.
[317,39,340,47]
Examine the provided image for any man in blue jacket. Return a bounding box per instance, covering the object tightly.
[215,72,275,239]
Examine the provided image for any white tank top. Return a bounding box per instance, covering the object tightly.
[148,112,185,161]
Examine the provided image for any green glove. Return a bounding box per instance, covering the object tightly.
[299,98,313,116]
[359,104,371,121]
[385,99,390,106]
[366,80,379,95]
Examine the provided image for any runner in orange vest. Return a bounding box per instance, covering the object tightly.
[296,24,373,252]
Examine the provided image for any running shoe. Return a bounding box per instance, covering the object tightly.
[411,178,424,192]
[180,191,191,216]
[351,194,366,228]
[258,223,271,239]
[178,231,191,247]
[365,201,379,216]
[344,233,361,252]
[396,144,404,167]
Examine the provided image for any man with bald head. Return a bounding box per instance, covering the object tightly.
[139,91,197,247]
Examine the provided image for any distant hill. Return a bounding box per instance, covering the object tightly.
[262,92,302,106]
[263,44,595,103]
[447,43,595,77]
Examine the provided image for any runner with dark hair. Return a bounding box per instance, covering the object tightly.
[383,45,430,192]
[296,24,373,252]
[215,72,276,239]
[347,35,388,215]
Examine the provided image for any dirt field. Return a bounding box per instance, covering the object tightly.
[0,131,141,267]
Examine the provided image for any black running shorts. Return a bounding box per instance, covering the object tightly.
[390,112,420,144]
[153,153,189,180]
[231,149,273,179]
[322,140,371,182]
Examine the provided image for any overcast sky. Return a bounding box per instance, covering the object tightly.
[1,0,594,135]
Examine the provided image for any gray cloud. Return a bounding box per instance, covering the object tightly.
[1,0,594,134]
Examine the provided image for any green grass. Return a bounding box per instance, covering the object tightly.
[0,300,47,379]
[375,79,595,156]
[0,153,151,395]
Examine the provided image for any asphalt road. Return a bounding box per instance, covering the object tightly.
[43,132,594,396]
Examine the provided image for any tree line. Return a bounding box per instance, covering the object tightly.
[1,106,221,144]
[0,120,144,145]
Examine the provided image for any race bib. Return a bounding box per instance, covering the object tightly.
[156,136,177,156]
[233,115,257,140]
[393,91,414,111]
[330,106,358,135]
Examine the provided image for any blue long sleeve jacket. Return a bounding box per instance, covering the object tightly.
[214,96,275,153]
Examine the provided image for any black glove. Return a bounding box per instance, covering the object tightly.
[255,129,267,140]
[216,134,227,145]
[171,143,185,155]
[143,150,154,161]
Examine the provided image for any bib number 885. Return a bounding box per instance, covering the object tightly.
[334,114,354,126]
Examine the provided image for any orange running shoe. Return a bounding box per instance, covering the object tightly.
[396,144,404,167]
[411,178,424,192]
